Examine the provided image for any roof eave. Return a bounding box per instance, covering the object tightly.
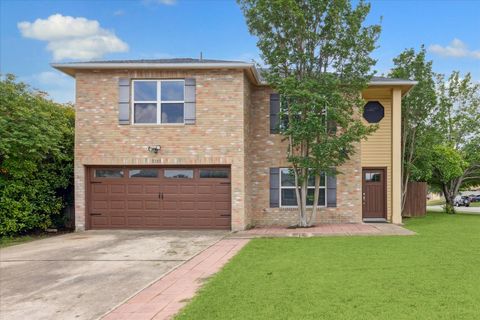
[368,80,418,86]
[367,80,418,96]
[253,78,418,89]
[51,62,416,92]
[51,62,261,81]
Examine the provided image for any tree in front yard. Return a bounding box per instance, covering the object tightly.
[0,74,74,236]
[428,72,480,213]
[238,0,380,226]
[388,46,437,214]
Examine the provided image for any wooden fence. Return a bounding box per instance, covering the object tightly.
[63,204,75,229]
[402,182,427,217]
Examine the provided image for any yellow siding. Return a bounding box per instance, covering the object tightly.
[361,88,392,220]
[391,88,403,224]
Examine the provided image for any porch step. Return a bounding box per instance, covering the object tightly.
[362,218,388,223]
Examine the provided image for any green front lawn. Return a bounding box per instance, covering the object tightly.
[427,198,446,206]
[0,234,48,248]
[177,213,480,319]
[0,231,67,248]
[471,202,480,207]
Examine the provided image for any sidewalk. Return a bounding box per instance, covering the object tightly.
[230,223,415,238]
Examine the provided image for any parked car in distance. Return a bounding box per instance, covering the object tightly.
[468,195,480,202]
[454,196,470,207]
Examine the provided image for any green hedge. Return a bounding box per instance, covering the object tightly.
[0,74,74,236]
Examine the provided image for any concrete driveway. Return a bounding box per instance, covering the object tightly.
[0,230,226,320]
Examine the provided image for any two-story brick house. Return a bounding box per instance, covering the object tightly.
[53,58,416,231]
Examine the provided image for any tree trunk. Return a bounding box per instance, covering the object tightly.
[308,174,321,226]
[452,177,463,199]
[443,184,453,203]
[293,166,303,226]
[299,169,308,227]
[401,127,416,214]
[401,171,410,215]
[442,183,456,214]
[293,166,308,227]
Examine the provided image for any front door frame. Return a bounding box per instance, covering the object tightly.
[362,167,387,221]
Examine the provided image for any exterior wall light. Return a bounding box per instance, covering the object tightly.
[147,145,161,154]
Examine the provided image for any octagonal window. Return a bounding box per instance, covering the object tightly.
[363,101,384,123]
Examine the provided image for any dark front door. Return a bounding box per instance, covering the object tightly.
[362,168,386,220]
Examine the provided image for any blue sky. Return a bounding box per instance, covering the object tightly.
[1,0,479,103]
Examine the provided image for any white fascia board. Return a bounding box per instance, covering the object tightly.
[51,62,262,84]
[51,62,254,69]
[368,80,418,86]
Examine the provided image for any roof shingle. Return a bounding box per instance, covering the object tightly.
[60,58,249,65]
[51,58,417,88]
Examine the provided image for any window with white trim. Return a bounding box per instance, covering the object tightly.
[279,168,326,207]
[132,80,185,124]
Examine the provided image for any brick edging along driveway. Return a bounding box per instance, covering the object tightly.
[102,238,250,320]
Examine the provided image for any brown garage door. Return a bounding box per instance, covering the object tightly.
[88,167,231,229]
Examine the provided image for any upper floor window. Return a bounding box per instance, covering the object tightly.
[132,80,185,124]
[363,101,384,123]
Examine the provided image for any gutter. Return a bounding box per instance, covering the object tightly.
[51,62,255,70]
[51,62,417,90]
[51,62,262,84]
[369,80,418,86]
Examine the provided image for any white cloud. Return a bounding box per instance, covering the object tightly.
[18,14,128,60]
[20,71,75,103]
[113,10,125,16]
[429,38,480,59]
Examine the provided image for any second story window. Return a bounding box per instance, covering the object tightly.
[132,80,185,124]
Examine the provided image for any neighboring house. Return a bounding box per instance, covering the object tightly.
[53,58,416,231]
[461,191,480,197]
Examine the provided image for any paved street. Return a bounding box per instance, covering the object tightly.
[427,205,480,214]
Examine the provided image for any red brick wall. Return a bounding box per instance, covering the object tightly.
[74,69,249,230]
[246,86,363,226]
[74,68,364,230]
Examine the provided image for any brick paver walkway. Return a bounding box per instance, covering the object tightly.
[102,238,249,320]
[231,223,415,238]
[101,223,412,320]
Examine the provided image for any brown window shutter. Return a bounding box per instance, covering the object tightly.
[184,78,196,124]
[118,78,130,125]
[269,167,280,207]
[270,93,280,133]
[327,174,337,207]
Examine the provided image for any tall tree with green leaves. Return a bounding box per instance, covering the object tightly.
[238,0,380,226]
[388,46,437,213]
[0,74,74,236]
[429,72,480,211]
